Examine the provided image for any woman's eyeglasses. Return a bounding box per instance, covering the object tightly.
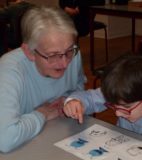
[34,45,79,64]
[104,101,142,115]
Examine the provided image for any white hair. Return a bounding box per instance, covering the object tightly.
[21,6,78,49]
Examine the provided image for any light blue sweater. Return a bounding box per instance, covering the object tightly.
[68,88,142,135]
[0,48,86,153]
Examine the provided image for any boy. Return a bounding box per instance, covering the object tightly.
[63,55,142,134]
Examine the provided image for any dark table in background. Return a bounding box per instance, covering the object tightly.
[89,4,142,71]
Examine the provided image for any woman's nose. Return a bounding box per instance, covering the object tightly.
[58,55,69,68]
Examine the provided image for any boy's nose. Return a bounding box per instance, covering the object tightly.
[115,110,130,119]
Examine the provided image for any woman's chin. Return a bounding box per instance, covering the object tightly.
[49,70,65,78]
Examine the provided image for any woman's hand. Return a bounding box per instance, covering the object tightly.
[37,97,65,120]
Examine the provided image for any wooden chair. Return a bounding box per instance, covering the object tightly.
[89,19,108,89]
[93,20,108,64]
[93,52,133,89]
[5,1,34,49]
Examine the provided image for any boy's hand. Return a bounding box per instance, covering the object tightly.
[63,99,84,124]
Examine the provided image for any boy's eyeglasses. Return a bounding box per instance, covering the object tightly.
[105,101,142,115]
[34,45,79,64]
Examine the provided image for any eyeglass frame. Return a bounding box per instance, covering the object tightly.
[104,101,142,115]
[34,45,79,63]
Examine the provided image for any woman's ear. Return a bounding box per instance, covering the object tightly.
[21,43,35,61]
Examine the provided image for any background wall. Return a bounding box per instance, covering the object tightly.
[27,0,142,39]
[95,15,130,39]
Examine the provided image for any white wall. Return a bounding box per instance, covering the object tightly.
[95,15,142,39]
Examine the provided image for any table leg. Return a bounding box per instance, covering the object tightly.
[89,10,95,72]
[132,17,135,53]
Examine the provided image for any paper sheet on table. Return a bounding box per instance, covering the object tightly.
[54,124,142,160]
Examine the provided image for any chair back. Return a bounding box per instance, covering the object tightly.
[0,18,8,56]
[6,2,34,49]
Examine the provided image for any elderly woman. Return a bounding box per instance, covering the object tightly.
[0,6,86,153]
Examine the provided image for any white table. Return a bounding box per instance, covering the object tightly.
[0,116,142,160]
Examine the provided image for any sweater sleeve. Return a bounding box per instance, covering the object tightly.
[67,88,107,115]
[0,70,46,153]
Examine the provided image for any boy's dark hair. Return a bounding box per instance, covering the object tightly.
[101,55,142,105]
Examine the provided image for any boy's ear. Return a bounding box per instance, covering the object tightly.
[21,43,35,61]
